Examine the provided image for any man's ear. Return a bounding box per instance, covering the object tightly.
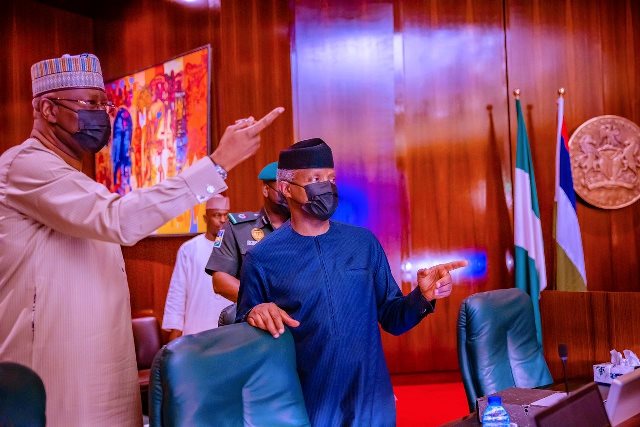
[202,214,208,223]
[278,181,292,198]
[262,183,269,198]
[37,98,58,123]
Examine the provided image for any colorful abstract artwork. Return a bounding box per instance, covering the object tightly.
[95,46,211,235]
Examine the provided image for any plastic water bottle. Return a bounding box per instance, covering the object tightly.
[482,395,510,426]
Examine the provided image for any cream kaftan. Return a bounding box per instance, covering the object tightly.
[0,138,226,426]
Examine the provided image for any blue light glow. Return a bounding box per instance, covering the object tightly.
[400,249,487,282]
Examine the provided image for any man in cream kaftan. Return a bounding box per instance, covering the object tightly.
[0,52,283,426]
[0,138,226,426]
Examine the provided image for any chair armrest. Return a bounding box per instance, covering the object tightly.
[218,303,237,327]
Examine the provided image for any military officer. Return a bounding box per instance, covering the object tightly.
[205,161,290,302]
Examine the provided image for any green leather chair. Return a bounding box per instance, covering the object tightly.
[457,288,553,412]
[0,362,46,426]
[149,322,310,427]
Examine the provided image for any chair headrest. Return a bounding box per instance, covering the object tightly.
[0,362,46,426]
[132,316,162,370]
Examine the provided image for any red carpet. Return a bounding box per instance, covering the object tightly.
[393,381,469,426]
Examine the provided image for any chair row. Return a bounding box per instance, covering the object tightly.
[1,288,551,425]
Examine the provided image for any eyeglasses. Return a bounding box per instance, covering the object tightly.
[47,98,116,114]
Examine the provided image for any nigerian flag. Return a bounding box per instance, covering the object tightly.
[514,97,547,345]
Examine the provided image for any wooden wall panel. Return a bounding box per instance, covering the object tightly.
[599,0,640,291]
[0,0,94,155]
[92,0,294,323]
[390,0,512,373]
[541,291,640,380]
[506,0,640,292]
[540,291,596,379]
[216,0,295,209]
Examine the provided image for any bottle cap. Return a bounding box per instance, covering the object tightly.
[488,395,502,406]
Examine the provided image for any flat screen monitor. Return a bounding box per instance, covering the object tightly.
[534,382,610,427]
[605,368,640,426]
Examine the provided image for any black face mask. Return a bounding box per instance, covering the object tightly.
[291,181,338,221]
[54,103,112,154]
[269,185,288,208]
[267,185,290,216]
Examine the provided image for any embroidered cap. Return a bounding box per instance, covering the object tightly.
[31,53,105,97]
[206,195,230,210]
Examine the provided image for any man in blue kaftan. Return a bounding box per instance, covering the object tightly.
[236,138,467,426]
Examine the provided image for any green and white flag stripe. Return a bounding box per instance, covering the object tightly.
[513,98,547,345]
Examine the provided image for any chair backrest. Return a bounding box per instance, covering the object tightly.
[132,316,162,370]
[457,288,553,411]
[534,382,610,427]
[149,322,310,427]
[218,303,237,327]
[0,362,46,427]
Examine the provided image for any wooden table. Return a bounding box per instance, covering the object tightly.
[441,379,640,427]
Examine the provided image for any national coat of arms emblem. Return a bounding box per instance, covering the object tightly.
[568,115,640,209]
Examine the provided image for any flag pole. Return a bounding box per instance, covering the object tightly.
[513,88,521,99]
[558,87,565,97]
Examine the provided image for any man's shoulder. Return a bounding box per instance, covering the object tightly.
[0,142,24,164]
[243,223,291,258]
[1,139,42,165]
[1,138,72,176]
[224,211,269,245]
[227,211,262,225]
[177,234,204,254]
[181,233,205,248]
[331,221,377,240]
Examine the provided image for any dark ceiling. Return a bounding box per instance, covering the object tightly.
[35,0,131,19]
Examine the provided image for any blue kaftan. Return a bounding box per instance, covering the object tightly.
[236,221,435,426]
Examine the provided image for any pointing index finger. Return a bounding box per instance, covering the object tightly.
[441,260,469,272]
[246,107,285,137]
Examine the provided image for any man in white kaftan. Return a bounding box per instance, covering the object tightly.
[162,195,233,338]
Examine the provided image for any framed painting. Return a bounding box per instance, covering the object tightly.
[95,45,212,235]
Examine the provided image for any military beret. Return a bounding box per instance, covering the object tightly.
[258,161,278,181]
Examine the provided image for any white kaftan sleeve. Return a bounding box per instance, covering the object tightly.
[162,243,190,331]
